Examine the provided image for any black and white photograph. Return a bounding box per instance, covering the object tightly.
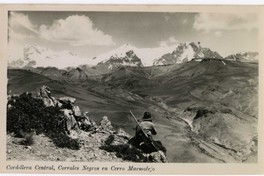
[1,4,263,174]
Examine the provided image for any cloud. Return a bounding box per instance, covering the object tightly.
[9,12,38,40]
[193,13,257,34]
[9,12,37,32]
[39,15,114,46]
[9,13,114,46]
[159,36,179,47]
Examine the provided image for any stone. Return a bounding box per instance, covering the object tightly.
[100,116,113,132]
[81,119,92,130]
[148,151,167,163]
[24,146,32,150]
[59,97,76,109]
[39,85,58,107]
[39,85,51,98]
[62,109,79,132]
[43,97,55,107]
[116,128,131,139]
[73,106,82,117]
[78,112,97,132]
[59,97,76,104]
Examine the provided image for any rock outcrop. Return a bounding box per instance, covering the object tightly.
[7,86,167,163]
[39,85,60,107]
[99,116,114,133]
[62,109,79,132]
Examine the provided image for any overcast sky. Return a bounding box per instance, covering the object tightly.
[8,11,258,58]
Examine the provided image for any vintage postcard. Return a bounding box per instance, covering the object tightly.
[0,4,263,175]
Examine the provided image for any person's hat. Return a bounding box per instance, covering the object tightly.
[142,111,152,121]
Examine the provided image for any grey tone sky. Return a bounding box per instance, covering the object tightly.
[8,11,258,58]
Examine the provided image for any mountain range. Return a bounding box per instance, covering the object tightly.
[8,42,259,71]
[8,45,88,69]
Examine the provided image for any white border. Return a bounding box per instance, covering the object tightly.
[0,0,263,5]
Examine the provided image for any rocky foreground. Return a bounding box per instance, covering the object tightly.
[7,86,166,163]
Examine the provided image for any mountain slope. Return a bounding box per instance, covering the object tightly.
[154,60,258,162]
[6,68,217,163]
[7,69,151,133]
[63,67,89,82]
[100,59,258,162]
[7,57,258,163]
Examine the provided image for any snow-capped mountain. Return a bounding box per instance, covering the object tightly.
[225,52,258,62]
[9,42,238,71]
[96,50,143,70]
[91,43,178,67]
[153,42,222,66]
[8,45,89,69]
[92,42,223,69]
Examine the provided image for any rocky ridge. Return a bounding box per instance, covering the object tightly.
[6,86,167,163]
[153,42,222,65]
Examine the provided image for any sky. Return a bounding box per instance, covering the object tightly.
[8,11,258,58]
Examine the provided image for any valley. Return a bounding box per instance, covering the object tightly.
[7,58,258,163]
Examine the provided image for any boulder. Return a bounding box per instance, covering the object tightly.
[39,85,51,98]
[72,106,82,117]
[59,97,76,104]
[59,97,76,109]
[42,98,55,107]
[148,151,167,163]
[39,86,58,107]
[61,109,79,132]
[79,116,93,131]
[99,116,113,132]
[79,113,98,132]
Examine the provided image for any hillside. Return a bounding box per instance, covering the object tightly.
[99,59,258,162]
[7,58,258,163]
